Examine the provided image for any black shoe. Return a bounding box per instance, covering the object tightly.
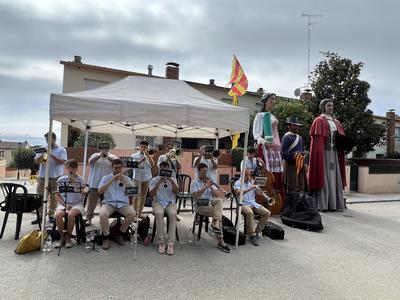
[31,218,42,225]
[249,235,259,246]
[48,217,55,224]
[217,243,230,253]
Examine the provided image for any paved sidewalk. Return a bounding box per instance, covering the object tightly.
[1,178,400,299]
[345,192,400,204]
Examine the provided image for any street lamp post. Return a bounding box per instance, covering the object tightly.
[17,142,21,180]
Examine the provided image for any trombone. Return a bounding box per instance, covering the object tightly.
[147,148,157,158]
[254,185,276,206]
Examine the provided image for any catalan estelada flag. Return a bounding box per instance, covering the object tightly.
[228,55,248,97]
[228,55,248,148]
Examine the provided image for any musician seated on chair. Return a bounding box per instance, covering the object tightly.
[54,159,88,249]
[190,163,230,253]
[234,169,271,246]
[149,161,179,255]
[98,159,136,250]
[240,146,265,173]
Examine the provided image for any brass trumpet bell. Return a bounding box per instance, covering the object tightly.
[167,147,183,160]
[213,149,221,158]
[148,148,157,158]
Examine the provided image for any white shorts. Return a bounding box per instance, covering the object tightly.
[56,204,87,216]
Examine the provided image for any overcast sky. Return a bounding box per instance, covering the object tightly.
[1,0,399,144]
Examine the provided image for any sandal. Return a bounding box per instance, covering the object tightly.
[167,243,174,255]
[158,244,166,254]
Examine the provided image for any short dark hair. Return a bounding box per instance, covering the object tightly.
[112,159,123,166]
[65,159,78,169]
[159,161,169,168]
[197,162,208,171]
[247,146,256,154]
[139,140,149,146]
[44,132,57,140]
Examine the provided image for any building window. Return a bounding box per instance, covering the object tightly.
[135,136,156,147]
[0,150,4,157]
[395,127,400,140]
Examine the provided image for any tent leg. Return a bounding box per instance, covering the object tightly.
[235,130,249,249]
[82,124,90,181]
[40,118,53,250]
[215,133,219,184]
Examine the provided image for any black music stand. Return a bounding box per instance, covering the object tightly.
[86,229,100,253]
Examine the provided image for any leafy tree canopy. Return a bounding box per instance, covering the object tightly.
[273,100,313,149]
[73,132,116,149]
[12,148,37,172]
[307,52,385,156]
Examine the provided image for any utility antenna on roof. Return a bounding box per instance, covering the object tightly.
[302,13,323,88]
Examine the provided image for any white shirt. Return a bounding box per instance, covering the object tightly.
[99,174,133,208]
[87,152,117,188]
[193,156,217,182]
[36,144,67,178]
[131,151,152,182]
[190,178,217,201]
[149,176,177,208]
[234,179,261,209]
[57,175,85,207]
[240,157,257,172]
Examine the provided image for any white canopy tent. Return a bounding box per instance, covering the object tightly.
[51,76,249,138]
[41,76,250,249]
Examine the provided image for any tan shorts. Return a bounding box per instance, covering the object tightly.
[36,177,59,196]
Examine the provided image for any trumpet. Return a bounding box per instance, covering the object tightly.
[213,149,221,158]
[41,153,48,164]
[254,185,276,206]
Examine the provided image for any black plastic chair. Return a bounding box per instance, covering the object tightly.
[176,174,193,214]
[192,212,210,240]
[229,177,240,224]
[0,183,42,240]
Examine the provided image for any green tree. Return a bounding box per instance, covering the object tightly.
[12,148,38,177]
[73,132,116,149]
[273,100,313,149]
[308,52,385,156]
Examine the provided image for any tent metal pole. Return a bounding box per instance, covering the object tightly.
[215,131,219,184]
[235,130,248,248]
[82,121,90,181]
[40,117,54,250]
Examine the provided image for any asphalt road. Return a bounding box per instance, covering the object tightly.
[0,198,399,300]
